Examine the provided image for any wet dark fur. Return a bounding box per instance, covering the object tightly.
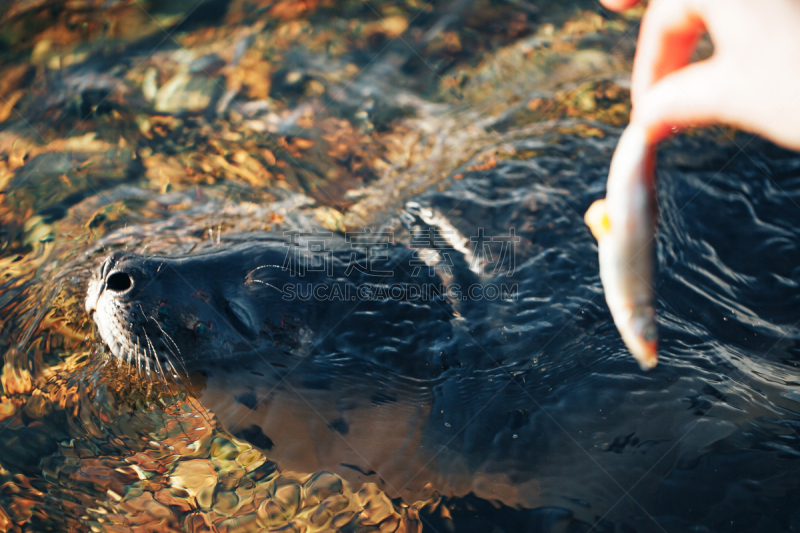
[86,233,458,379]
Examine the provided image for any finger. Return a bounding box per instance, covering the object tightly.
[631,58,731,144]
[631,0,707,105]
[598,0,641,11]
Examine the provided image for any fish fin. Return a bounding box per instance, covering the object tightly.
[584,199,612,241]
[632,340,658,370]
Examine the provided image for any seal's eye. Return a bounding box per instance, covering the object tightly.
[106,272,133,293]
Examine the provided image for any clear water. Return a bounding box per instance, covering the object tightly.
[1,1,800,532]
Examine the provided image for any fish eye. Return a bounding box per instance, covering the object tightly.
[106,271,133,293]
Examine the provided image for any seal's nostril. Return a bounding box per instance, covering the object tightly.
[100,256,112,281]
[106,272,133,293]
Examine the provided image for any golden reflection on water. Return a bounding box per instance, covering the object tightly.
[1,352,432,532]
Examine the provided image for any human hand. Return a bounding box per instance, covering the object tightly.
[599,0,800,151]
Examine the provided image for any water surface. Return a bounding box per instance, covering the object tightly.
[1,1,799,532]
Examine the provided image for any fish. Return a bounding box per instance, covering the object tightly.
[584,125,658,370]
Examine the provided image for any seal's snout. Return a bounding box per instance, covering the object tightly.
[85,251,137,314]
[85,278,101,314]
[101,252,139,291]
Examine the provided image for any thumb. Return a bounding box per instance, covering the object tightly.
[598,0,641,11]
[631,58,734,145]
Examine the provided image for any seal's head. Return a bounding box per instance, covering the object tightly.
[86,236,459,379]
[86,246,304,377]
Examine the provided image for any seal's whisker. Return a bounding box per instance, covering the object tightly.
[247,264,291,276]
[145,352,157,384]
[134,338,141,374]
[153,333,180,380]
[165,358,181,381]
[147,336,168,384]
[163,330,182,357]
[142,328,159,381]
[138,331,148,378]
[143,314,176,383]
[246,264,290,293]
[135,338,143,376]
[159,341,180,370]
[143,313,192,380]
[246,279,283,293]
[155,359,167,384]
[147,314,183,358]
[144,347,152,381]
[173,352,192,380]
[160,340,191,382]
[137,304,162,376]
[161,329,181,356]
[142,329,154,362]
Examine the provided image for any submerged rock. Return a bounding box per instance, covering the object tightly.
[154,71,224,115]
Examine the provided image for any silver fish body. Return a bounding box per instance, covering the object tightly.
[585,125,658,369]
